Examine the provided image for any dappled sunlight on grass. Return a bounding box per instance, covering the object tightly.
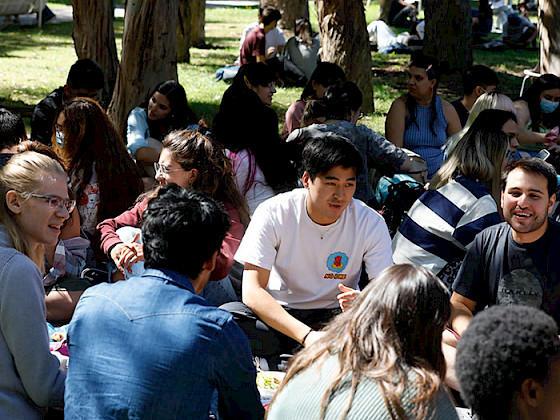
[0,3,540,138]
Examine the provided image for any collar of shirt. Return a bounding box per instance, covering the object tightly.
[142,268,195,293]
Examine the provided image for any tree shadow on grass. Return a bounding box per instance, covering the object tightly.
[0,21,74,57]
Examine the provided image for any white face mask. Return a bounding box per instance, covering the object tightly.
[55,130,64,148]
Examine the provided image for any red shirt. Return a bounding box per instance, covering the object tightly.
[240,26,265,66]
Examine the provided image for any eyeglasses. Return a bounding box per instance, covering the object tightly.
[26,193,76,213]
[154,162,186,176]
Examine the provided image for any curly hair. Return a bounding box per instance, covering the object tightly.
[456,305,560,420]
[143,185,230,279]
[55,97,143,223]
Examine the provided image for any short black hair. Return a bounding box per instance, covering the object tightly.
[324,81,363,120]
[502,157,558,198]
[462,65,499,95]
[142,185,231,279]
[456,305,560,420]
[302,134,363,180]
[67,59,104,91]
[0,108,25,149]
[261,7,281,26]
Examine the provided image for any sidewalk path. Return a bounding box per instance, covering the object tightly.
[8,1,258,26]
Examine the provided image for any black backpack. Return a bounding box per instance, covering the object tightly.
[377,176,425,237]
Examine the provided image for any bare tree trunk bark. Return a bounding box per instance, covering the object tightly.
[261,0,309,32]
[190,0,206,46]
[108,0,178,137]
[314,0,374,113]
[72,0,118,106]
[539,0,560,74]
[177,0,206,63]
[379,0,392,23]
[177,0,191,63]
[423,0,472,72]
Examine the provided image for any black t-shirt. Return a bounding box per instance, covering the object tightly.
[453,220,560,325]
[451,99,468,128]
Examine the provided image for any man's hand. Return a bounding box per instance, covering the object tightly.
[337,284,361,312]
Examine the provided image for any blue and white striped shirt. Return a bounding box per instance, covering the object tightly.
[392,175,501,279]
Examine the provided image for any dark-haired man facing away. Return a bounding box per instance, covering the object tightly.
[456,305,560,420]
[31,58,104,145]
[222,135,393,362]
[65,186,264,420]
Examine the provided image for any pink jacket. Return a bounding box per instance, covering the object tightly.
[97,197,244,281]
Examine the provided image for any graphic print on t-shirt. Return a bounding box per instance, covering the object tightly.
[496,267,543,308]
[324,252,348,280]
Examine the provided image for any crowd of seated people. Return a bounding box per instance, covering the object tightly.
[3,46,560,420]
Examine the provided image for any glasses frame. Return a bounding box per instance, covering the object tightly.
[154,162,187,176]
[26,193,76,213]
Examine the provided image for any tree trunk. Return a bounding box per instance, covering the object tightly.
[72,0,118,106]
[261,0,309,32]
[379,0,392,23]
[539,0,560,74]
[177,0,206,63]
[190,0,206,46]
[108,0,178,137]
[423,0,472,73]
[314,0,374,113]
[177,0,191,63]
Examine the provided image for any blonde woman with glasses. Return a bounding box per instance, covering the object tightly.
[0,151,70,418]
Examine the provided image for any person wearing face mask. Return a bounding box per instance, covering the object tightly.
[514,74,560,157]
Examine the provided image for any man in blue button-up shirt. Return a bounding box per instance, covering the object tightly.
[65,186,264,420]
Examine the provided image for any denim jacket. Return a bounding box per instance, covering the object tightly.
[65,268,264,419]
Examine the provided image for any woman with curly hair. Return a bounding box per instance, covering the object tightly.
[54,97,143,234]
[267,264,458,420]
[97,129,249,305]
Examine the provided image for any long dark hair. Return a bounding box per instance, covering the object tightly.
[300,62,346,100]
[405,54,440,137]
[213,63,297,194]
[141,80,198,141]
[162,129,250,228]
[54,97,143,223]
[269,265,451,420]
[522,74,560,131]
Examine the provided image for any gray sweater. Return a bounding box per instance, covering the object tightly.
[0,228,65,419]
[267,354,459,420]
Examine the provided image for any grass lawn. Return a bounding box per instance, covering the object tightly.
[0,2,538,137]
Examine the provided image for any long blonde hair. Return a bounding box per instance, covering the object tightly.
[269,265,451,420]
[446,92,516,157]
[431,109,513,205]
[0,151,67,269]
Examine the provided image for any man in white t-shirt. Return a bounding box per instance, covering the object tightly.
[221,135,393,361]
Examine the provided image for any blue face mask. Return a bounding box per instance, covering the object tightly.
[55,130,64,148]
[540,98,559,114]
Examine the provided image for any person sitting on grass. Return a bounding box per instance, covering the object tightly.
[31,58,103,146]
[267,265,458,420]
[221,135,393,366]
[65,186,264,420]
[456,305,560,420]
